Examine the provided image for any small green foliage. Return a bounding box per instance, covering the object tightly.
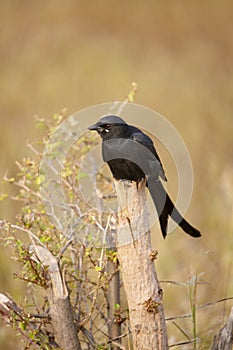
[40,234,52,244]
[96,345,108,350]
[77,171,88,180]
[127,82,138,102]
[106,249,118,264]
[35,174,45,186]
[18,321,27,331]
[0,193,8,201]
[0,112,129,349]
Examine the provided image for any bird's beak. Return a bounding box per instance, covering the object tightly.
[88,123,99,131]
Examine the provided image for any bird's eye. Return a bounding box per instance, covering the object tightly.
[105,124,111,129]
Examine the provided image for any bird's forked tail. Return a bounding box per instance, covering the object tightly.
[147,179,201,239]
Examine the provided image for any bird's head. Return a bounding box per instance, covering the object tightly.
[88,115,127,139]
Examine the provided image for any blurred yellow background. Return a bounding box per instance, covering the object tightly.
[0,1,233,348]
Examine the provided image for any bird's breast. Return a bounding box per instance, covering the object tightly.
[107,159,145,182]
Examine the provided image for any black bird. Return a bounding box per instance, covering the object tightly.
[88,115,201,239]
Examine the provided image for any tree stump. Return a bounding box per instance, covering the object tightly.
[115,180,168,350]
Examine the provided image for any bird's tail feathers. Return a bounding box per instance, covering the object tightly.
[148,179,169,238]
[148,179,201,238]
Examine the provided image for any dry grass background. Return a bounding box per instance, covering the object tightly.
[0,1,233,348]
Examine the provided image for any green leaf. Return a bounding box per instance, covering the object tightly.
[0,193,8,201]
[18,321,26,331]
[78,171,88,179]
[62,168,72,178]
[35,174,45,185]
[127,82,138,102]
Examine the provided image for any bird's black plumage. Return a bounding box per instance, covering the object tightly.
[88,115,201,239]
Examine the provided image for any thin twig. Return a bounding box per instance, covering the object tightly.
[99,214,112,271]
[9,224,46,248]
[169,339,198,348]
[166,296,233,321]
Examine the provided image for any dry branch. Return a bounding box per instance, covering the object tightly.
[107,249,121,349]
[0,293,58,348]
[30,245,81,350]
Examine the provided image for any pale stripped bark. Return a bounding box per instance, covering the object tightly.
[30,245,81,350]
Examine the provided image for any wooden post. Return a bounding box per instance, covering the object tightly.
[115,180,168,350]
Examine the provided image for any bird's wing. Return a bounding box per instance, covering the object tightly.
[132,131,167,181]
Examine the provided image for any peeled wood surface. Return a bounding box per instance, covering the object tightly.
[30,245,81,350]
[115,180,168,350]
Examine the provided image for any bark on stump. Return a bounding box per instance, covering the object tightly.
[115,180,168,350]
